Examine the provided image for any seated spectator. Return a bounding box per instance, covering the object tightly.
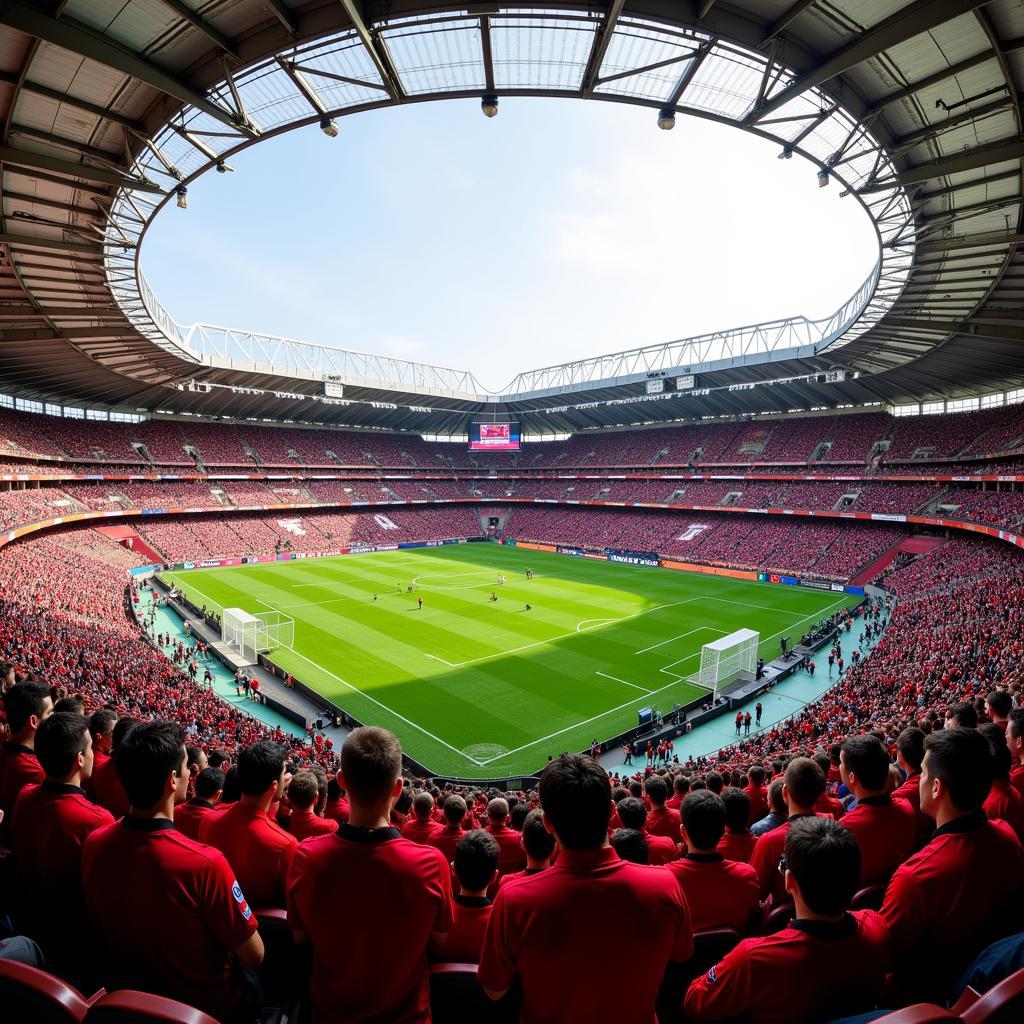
[176,766,223,841]
[402,790,443,844]
[986,690,1012,731]
[750,757,826,902]
[84,707,116,802]
[11,712,113,972]
[323,776,350,822]
[611,827,649,864]
[645,775,681,839]
[744,765,769,824]
[284,770,339,842]
[81,721,264,1022]
[0,681,52,844]
[616,796,679,864]
[684,816,889,1024]
[718,786,756,863]
[892,726,933,843]
[429,829,499,963]
[945,701,978,729]
[813,754,846,819]
[667,774,689,810]
[287,726,453,1024]
[479,754,693,1023]
[838,735,917,885]
[52,694,85,716]
[1008,708,1024,797]
[498,808,555,888]
[667,790,760,933]
[750,779,786,837]
[881,728,1024,1002]
[201,740,298,908]
[428,794,467,864]
[979,723,1024,842]
[92,716,138,820]
[485,797,526,877]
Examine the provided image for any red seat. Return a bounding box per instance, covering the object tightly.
[428,962,518,1023]
[869,1006,958,1022]
[851,884,887,911]
[961,966,1024,1024]
[83,990,220,1024]
[761,901,795,935]
[0,958,94,1023]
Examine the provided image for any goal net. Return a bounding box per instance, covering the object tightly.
[697,628,759,698]
[222,607,294,663]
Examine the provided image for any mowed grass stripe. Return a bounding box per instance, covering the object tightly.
[159,545,857,777]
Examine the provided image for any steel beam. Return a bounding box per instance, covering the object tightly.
[581,0,625,94]
[859,138,1024,193]
[9,124,126,166]
[882,317,1024,342]
[153,0,240,60]
[864,51,995,115]
[2,191,103,218]
[260,0,298,35]
[892,96,1012,151]
[666,39,714,107]
[0,233,102,255]
[336,0,404,100]
[0,71,143,132]
[481,16,495,93]
[761,0,819,45]
[0,143,161,194]
[914,231,1024,254]
[747,0,990,124]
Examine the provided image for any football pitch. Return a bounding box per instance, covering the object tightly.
[157,544,858,778]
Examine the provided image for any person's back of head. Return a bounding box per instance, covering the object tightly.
[628,779,643,798]
[487,797,509,824]
[840,735,891,795]
[720,786,751,834]
[616,796,647,831]
[194,766,225,802]
[813,753,832,780]
[395,788,413,817]
[539,753,611,851]
[287,771,319,812]
[986,690,1012,721]
[509,799,528,832]
[784,816,861,918]
[237,740,286,798]
[705,772,723,795]
[413,791,434,821]
[111,716,139,754]
[979,723,1012,781]
[454,829,500,893]
[644,775,669,806]
[922,728,994,818]
[947,701,978,729]
[52,695,85,717]
[897,727,925,773]
[207,748,231,771]
[520,808,555,863]
[681,790,726,851]
[748,765,765,787]
[674,775,690,799]
[1008,708,1024,749]
[784,757,825,813]
[185,745,206,773]
[88,707,116,745]
[340,727,403,809]
[35,712,90,781]
[220,765,241,804]
[115,720,186,812]
[4,681,52,739]
[443,794,467,826]
[611,828,649,865]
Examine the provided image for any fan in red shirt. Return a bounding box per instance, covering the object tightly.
[667,790,760,933]
[685,816,890,1024]
[666,774,688,810]
[891,726,934,845]
[484,797,526,877]
[0,681,52,845]
[91,715,138,820]
[402,790,443,844]
[718,786,757,863]
[644,775,681,839]
[287,726,453,1024]
[743,765,769,825]
[838,735,917,885]
[479,753,693,1024]
[83,707,116,803]
[430,828,498,963]
[323,776,350,823]
[176,767,225,841]
[497,808,555,890]
[428,793,468,865]
[1007,709,1024,797]
[201,739,298,909]
[881,728,1024,1003]
[980,723,1024,843]
[283,770,339,842]
[11,712,114,973]
[616,796,680,864]
[81,721,264,1023]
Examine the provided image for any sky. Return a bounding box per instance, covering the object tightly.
[143,98,879,394]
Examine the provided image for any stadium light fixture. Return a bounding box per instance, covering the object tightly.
[481,94,499,118]
[320,117,339,138]
[817,167,830,188]
[175,186,188,210]
[657,108,676,130]
[779,146,793,160]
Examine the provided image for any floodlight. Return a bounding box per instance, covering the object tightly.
[216,161,227,173]
[481,94,499,117]
[320,117,339,138]
[657,108,676,130]
[176,187,188,210]
[779,146,793,159]
[817,167,830,188]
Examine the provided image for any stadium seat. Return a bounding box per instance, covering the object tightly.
[82,990,220,1024]
[428,962,519,1023]
[960,966,1024,1024]
[0,958,96,1023]
[656,928,742,1024]
[252,906,309,1005]
[761,901,795,934]
[829,1007,957,1023]
[852,884,887,911]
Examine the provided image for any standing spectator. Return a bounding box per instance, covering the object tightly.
[718,786,757,863]
[979,724,1024,843]
[892,726,934,845]
[1007,708,1024,796]
[284,771,339,842]
[498,808,555,890]
[0,681,52,845]
[429,829,499,964]
[287,727,453,1024]
[92,716,138,820]
[750,779,787,837]
[176,766,224,841]
[615,797,679,865]
[484,797,526,877]
[402,791,443,845]
[645,775,681,840]
[428,794,468,865]
[744,765,769,824]
[84,707,116,801]
[755,702,763,727]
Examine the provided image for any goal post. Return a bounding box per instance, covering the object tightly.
[222,607,294,663]
[254,609,294,658]
[697,628,760,699]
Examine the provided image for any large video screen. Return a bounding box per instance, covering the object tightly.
[469,422,521,452]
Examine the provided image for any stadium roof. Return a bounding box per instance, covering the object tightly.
[0,0,1022,435]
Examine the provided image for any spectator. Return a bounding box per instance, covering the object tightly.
[611,827,649,864]
[750,779,787,837]
[84,707,116,802]
[744,765,769,824]
[287,726,453,1024]
[0,681,52,843]
[645,774,681,839]
[945,701,978,729]
[881,728,1024,1001]
[1005,709,1024,796]
[892,726,933,842]
[479,753,693,1024]
[323,776,350,823]
[498,808,555,888]
[81,721,264,1021]
[201,740,298,908]
[484,797,526,877]
[718,786,757,863]
[429,829,499,963]
[616,796,679,865]
[92,716,138,820]
[428,794,467,864]
[176,766,224,841]
[986,690,1012,730]
[402,791,443,845]
[668,790,760,933]
[284,770,339,842]
[979,723,1024,842]
[684,817,890,1024]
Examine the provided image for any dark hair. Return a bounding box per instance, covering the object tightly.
[785,816,860,917]
[767,779,786,814]
[896,727,926,772]
[185,745,205,771]
[979,723,1012,781]
[947,701,978,729]
[748,765,765,785]
[720,786,751,834]
[341,726,402,804]
[207,749,231,770]
[986,690,1012,719]
[237,740,286,797]
[924,728,993,812]
[681,790,726,849]
[611,828,649,864]
[287,770,319,810]
[88,707,117,741]
[115,720,185,810]
[454,829,500,891]
[194,766,225,801]
[706,771,723,795]
[783,757,826,809]
[841,735,891,793]
[3,682,50,733]
[644,775,668,805]
[674,775,690,796]
[52,695,85,717]
[443,794,467,825]
[35,712,89,779]
[509,800,529,831]
[220,765,241,804]
[539,753,611,851]
[521,808,555,861]
[615,796,648,831]
[111,716,139,752]
[1009,708,1024,743]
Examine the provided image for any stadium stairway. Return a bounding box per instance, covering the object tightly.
[850,536,945,587]
[94,526,163,566]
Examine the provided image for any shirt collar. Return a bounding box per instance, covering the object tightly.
[41,781,85,796]
[337,822,401,844]
[187,798,215,809]
[122,817,176,833]
[858,795,892,807]
[553,846,620,869]
[933,810,988,840]
[786,812,816,822]
[790,914,857,940]
[3,742,34,756]
[454,895,492,908]
[684,852,724,863]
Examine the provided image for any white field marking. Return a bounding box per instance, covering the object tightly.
[576,617,618,631]
[704,594,838,618]
[635,626,711,655]
[477,597,852,765]
[596,671,652,694]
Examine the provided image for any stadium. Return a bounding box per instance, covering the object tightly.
[1,0,1024,1021]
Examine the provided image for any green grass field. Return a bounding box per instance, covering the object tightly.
[158,544,857,778]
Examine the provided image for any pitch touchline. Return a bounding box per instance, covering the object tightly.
[595,671,652,694]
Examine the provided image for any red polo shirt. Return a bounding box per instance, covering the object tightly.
[814,792,846,819]
[684,912,890,1024]
[81,817,257,1020]
[665,852,760,932]
[718,830,757,864]
[646,804,681,840]
[91,755,130,820]
[840,795,917,885]
[429,894,491,963]
[744,784,769,825]
[427,824,465,865]
[750,814,816,902]
[287,823,453,1024]
[201,801,298,909]
[84,748,110,802]
[891,772,933,846]
[479,846,693,1024]
[642,829,680,865]
[323,795,350,822]
[286,809,340,843]
[1009,763,1024,799]
[175,798,217,842]
[880,811,1024,1000]
[496,866,548,891]
[486,822,526,875]
[402,816,443,845]
[0,742,43,845]
[983,779,1024,843]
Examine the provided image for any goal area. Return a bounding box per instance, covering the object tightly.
[696,628,759,698]
[222,607,294,663]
